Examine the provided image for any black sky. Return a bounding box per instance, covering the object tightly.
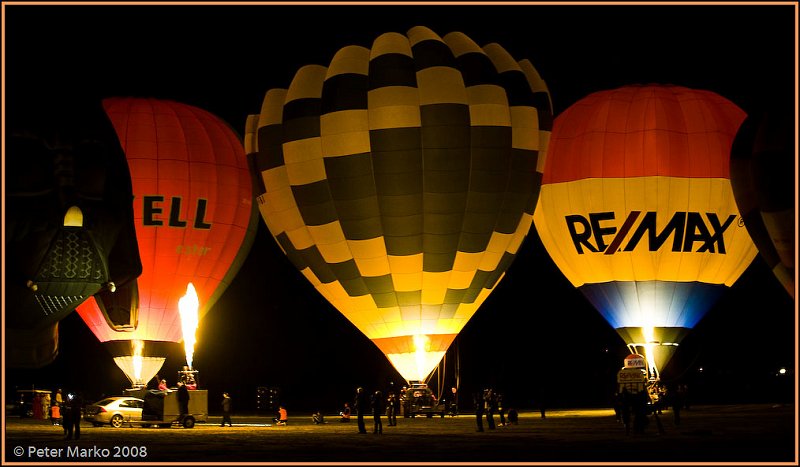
[3,2,797,412]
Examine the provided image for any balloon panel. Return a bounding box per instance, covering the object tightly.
[249,26,552,381]
[579,280,725,329]
[534,177,756,287]
[77,98,256,344]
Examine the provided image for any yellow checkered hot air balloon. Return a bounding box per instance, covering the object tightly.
[247,26,553,383]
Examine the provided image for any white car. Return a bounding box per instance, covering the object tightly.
[84,396,144,428]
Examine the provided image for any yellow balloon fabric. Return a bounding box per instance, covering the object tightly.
[248,26,552,382]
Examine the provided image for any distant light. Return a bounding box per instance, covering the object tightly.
[778,368,787,375]
[698,367,704,373]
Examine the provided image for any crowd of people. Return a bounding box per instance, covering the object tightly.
[34,388,84,440]
[472,388,520,432]
[612,383,690,435]
[21,378,692,438]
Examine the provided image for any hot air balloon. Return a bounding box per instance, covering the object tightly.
[533,84,758,379]
[246,25,553,383]
[5,97,142,368]
[76,97,259,388]
[730,105,795,298]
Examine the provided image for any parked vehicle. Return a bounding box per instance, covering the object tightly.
[84,396,144,428]
[401,382,445,418]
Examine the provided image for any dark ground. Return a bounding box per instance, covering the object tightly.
[3,404,796,464]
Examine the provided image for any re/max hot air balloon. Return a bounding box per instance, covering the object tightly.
[533,84,758,379]
[5,98,141,368]
[730,105,795,299]
[247,26,553,383]
[76,97,258,388]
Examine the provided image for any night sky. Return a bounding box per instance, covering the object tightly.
[3,3,796,413]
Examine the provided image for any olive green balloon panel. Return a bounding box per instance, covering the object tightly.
[247,26,553,383]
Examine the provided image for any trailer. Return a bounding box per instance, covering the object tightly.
[125,388,208,428]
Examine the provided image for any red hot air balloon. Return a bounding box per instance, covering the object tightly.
[76,98,258,388]
[533,84,757,379]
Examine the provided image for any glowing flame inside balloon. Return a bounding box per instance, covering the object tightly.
[413,335,430,381]
[132,339,144,383]
[178,283,199,369]
[640,327,658,380]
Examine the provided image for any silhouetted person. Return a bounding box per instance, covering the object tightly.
[497,393,506,426]
[354,387,368,433]
[538,385,547,419]
[474,391,484,432]
[63,392,82,440]
[633,389,649,434]
[177,382,190,422]
[670,388,683,426]
[620,388,632,435]
[484,389,496,430]
[340,402,351,422]
[371,390,384,434]
[507,408,519,425]
[220,392,232,427]
[386,392,398,426]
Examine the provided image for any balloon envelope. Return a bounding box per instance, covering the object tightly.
[76,97,258,386]
[533,84,757,377]
[5,98,141,368]
[248,26,553,382]
[730,106,795,298]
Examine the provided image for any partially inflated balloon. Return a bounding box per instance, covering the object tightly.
[533,84,757,378]
[6,98,141,368]
[247,26,552,382]
[730,106,795,298]
[77,98,258,387]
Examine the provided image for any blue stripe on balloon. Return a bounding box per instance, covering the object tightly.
[579,281,726,329]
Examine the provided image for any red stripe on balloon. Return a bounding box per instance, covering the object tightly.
[543,85,746,184]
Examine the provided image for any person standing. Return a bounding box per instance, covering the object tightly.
[61,394,72,438]
[474,391,484,432]
[220,392,232,427]
[41,392,51,422]
[386,392,398,427]
[496,393,506,426]
[50,400,61,426]
[177,382,190,422]
[354,387,368,433]
[63,392,82,440]
[671,386,684,426]
[55,388,63,409]
[371,390,384,434]
[484,389,496,430]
